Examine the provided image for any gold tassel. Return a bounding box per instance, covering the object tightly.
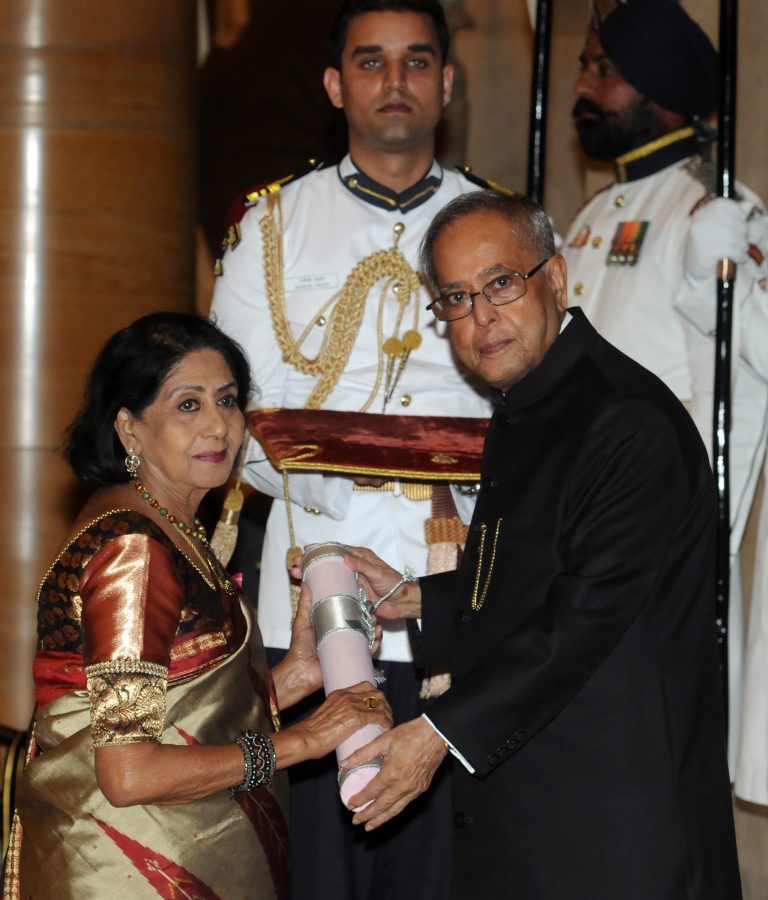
[419,502,469,699]
[209,435,248,568]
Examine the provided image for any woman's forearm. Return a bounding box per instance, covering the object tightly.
[270,656,312,710]
[94,683,390,808]
[95,741,246,807]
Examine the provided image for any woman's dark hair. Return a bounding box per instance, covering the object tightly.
[64,312,252,486]
[329,0,450,69]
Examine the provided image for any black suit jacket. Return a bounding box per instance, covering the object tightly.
[420,309,741,899]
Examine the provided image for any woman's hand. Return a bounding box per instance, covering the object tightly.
[95,680,392,805]
[272,682,392,768]
[271,580,384,711]
[270,583,322,709]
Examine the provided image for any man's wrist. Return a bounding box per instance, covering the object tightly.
[394,579,422,618]
[371,569,420,615]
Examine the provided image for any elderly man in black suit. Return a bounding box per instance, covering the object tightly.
[341,190,741,899]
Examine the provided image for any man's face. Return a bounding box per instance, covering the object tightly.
[323,11,453,156]
[433,210,567,393]
[572,32,667,159]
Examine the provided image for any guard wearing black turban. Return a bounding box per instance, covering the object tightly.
[598,0,718,117]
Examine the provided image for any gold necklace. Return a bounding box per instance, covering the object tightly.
[132,480,235,594]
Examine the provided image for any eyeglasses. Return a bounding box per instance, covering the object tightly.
[426,256,552,322]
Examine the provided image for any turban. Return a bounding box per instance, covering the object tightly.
[598,0,718,117]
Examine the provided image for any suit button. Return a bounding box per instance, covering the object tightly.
[454,812,473,828]
[514,730,527,742]
[495,412,510,428]
[487,753,499,767]
[453,611,471,626]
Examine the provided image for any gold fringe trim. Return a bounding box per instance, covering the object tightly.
[419,535,465,699]
[353,481,433,502]
[424,516,468,546]
[85,659,168,678]
[419,672,451,699]
[210,433,249,568]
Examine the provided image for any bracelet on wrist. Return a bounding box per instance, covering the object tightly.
[230,730,276,795]
[371,567,418,613]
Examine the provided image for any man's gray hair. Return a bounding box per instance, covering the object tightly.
[419,190,556,291]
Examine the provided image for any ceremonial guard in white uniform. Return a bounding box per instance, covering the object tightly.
[213,157,491,658]
[210,2,495,897]
[562,0,768,772]
[734,285,768,805]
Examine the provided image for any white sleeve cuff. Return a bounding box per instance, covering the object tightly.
[421,713,475,774]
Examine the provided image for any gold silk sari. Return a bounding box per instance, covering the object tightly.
[3,510,288,899]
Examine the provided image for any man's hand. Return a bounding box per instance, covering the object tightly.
[684,197,750,285]
[344,546,422,619]
[340,717,448,829]
[352,476,387,487]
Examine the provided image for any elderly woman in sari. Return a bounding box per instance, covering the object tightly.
[4,312,389,899]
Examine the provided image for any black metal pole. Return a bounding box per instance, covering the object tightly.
[526,0,552,205]
[714,0,739,735]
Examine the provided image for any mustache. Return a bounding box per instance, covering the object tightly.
[381,90,414,105]
[571,97,605,120]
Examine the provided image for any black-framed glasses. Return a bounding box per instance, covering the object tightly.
[426,256,552,322]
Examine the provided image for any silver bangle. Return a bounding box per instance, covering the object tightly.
[371,567,418,613]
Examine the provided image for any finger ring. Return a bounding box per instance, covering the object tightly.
[363,696,380,710]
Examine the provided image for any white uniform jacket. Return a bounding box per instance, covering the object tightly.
[210,156,492,660]
[563,136,768,554]
[735,278,768,804]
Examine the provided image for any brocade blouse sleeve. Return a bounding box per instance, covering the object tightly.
[80,533,184,747]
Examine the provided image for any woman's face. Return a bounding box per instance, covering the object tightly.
[120,348,244,501]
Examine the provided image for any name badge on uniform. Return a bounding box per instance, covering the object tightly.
[284,273,340,292]
[607,221,649,266]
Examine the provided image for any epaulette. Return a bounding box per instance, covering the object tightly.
[242,159,324,208]
[456,165,516,197]
[215,160,324,277]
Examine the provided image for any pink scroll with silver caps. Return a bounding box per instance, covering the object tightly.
[301,542,385,809]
